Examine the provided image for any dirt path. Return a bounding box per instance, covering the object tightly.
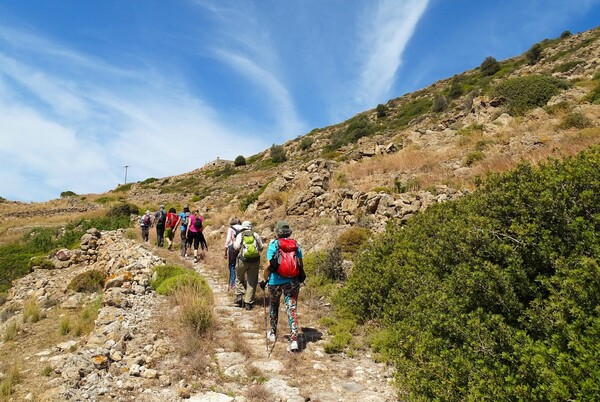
[184,247,398,401]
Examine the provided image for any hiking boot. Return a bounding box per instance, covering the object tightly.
[244,303,253,311]
[288,340,299,352]
[233,296,243,307]
[267,330,276,343]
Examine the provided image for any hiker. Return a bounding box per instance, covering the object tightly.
[233,220,264,310]
[186,209,204,263]
[261,220,303,352]
[176,205,191,258]
[140,210,152,242]
[164,207,178,250]
[154,205,167,247]
[224,217,243,291]
[197,211,209,252]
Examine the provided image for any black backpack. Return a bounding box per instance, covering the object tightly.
[156,210,166,225]
[193,215,203,230]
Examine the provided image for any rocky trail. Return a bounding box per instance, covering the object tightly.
[0,230,397,401]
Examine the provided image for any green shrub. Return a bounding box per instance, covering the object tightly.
[447,79,464,99]
[270,144,287,163]
[328,114,377,151]
[526,42,543,65]
[151,264,190,290]
[560,30,572,39]
[480,56,500,76]
[107,202,139,218]
[156,273,208,296]
[60,191,77,198]
[28,256,54,270]
[68,270,106,293]
[432,93,448,112]
[552,60,581,73]
[391,97,432,128]
[234,155,246,166]
[140,177,158,185]
[466,150,485,166]
[376,104,389,118]
[299,137,313,150]
[113,183,133,192]
[337,227,371,255]
[493,75,569,115]
[559,112,593,129]
[585,82,600,104]
[337,146,600,401]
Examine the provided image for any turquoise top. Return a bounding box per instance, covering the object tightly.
[266,238,303,285]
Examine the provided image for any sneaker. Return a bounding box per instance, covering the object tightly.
[244,303,253,311]
[267,330,276,343]
[234,296,243,307]
[193,257,198,263]
[288,340,299,352]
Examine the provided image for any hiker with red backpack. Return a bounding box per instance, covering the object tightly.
[261,220,304,352]
[233,220,264,310]
[224,217,243,291]
[164,207,178,250]
[140,210,152,242]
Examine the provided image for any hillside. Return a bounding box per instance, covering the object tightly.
[1,26,600,401]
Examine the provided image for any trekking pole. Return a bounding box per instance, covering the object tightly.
[263,284,269,353]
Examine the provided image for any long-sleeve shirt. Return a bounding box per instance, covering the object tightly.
[224,224,244,249]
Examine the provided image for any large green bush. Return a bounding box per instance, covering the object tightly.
[337,146,600,401]
[493,75,569,115]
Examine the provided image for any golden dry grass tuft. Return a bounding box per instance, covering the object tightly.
[0,362,21,398]
[245,384,274,402]
[22,298,43,324]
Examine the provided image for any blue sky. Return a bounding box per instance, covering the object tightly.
[1,0,599,202]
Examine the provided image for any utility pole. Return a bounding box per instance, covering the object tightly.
[124,165,129,184]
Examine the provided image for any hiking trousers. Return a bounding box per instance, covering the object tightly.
[156,224,165,247]
[141,226,150,242]
[180,230,188,257]
[235,258,260,305]
[268,281,300,342]
[227,245,238,289]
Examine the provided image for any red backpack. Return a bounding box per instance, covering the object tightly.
[274,238,300,278]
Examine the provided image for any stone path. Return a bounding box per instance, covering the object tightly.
[0,230,397,401]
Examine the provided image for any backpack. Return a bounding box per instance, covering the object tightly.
[240,230,259,261]
[193,215,203,230]
[181,212,190,227]
[156,210,166,226]
[270,238,300,278]
[166,213,177,228]
[142,215,151,226]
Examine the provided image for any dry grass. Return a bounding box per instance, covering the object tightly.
[245,384,274,402]
[3,320,19,341]
[0,361,21,398]
[230,326,253,357]
[22,298,43,324]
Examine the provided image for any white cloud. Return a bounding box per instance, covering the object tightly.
[355,0,430,107]
[0,23,273,201]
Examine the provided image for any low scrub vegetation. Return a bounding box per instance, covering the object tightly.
[0,204,135,293]
[493,75,569,115]
[152,265,214,336]
[336,146,600,401]
[68,270,107,293]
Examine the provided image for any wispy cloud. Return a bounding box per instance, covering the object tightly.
[355,0,430,107]
[0,23,271,201]
[193,0,307,140]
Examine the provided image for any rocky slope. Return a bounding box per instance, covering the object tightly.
[0,230,395,401]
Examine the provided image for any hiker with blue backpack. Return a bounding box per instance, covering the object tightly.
[261,220,304,352]
[232,220,264,310]
[176,205,191,258]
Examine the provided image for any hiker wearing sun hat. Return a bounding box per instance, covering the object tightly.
[233,220,264,310]
[261,220,304,352]
[140,210,152,242]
